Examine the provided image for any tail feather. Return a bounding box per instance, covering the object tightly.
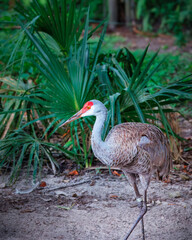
[159,139,172,179]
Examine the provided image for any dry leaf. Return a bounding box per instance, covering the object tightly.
[163,178,171,183]
[72,193,78,197]
[110,195,118,199]
[20,208,36,213]
[68,170,78,176]
[39,181,46,188]
[62,129,70,138]
[112,170,121,177]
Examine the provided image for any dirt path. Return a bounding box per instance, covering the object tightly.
[107,27,192,54]
[0,171,192,240]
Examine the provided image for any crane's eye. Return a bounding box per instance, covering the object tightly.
[82,101,93,114]
[83,101,93,110]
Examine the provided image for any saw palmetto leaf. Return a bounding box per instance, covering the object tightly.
[20,11,106,122]
[17,11,107,166]
[97,46,192,137]
[0,77,50,138]
[0,129,74,183]
[0,2,108,180]
[15,0,101,56]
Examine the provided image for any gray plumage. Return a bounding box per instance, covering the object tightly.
[90,100,171,179]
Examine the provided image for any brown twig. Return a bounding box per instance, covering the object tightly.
[86,166,121,171]
[179,156,190,165]
[45,178,97,192]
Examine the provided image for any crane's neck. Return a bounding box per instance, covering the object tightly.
[91,111,107,143]
[91,108,112,165]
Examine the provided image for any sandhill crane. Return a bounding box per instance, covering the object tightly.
[62,100,171,240]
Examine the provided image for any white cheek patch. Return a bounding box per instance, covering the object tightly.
[81,105,95,117]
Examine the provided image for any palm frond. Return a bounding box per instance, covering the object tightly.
[15,0,101,56]
[97,46,192,138]
[0,129,74,183]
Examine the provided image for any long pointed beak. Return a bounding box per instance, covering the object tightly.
[60,109,83,127]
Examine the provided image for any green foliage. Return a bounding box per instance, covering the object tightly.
[89,34,127,54]
[0,8,107,177]
[24,14,106,167]
[135,0,192,45]
[1,1,192,183]
[133,50,192,86]
[0,129,73,183]
[0,77,49,138]
[0,9,19,72]
[15,0,85,56]
[97,47,192,138]
[0,0,11,11]
[19,11,106,125]
[84,0,105,20]
[0,13,46,86]
[91,36,192,88]
[15,0,104,57]
[0,0,104,79]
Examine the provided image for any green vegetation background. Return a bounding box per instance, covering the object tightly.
[0,0,191,183]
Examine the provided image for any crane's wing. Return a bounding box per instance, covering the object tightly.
[105,122,171,176]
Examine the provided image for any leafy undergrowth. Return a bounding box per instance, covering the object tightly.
[0,1,191,183]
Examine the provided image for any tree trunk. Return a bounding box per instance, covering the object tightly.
[125,0,136,27]
[108,0,118,31]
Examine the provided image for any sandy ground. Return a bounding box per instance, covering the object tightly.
[0,171,192,240]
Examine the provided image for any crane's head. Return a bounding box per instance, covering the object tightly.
[61,100,106,127]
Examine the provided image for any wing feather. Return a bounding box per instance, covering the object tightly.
[105,122,171,177]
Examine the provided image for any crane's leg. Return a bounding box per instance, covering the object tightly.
[123,189,148,240]
[129,176,145,239]
[122,172,149,240]
[134,184,145,240]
